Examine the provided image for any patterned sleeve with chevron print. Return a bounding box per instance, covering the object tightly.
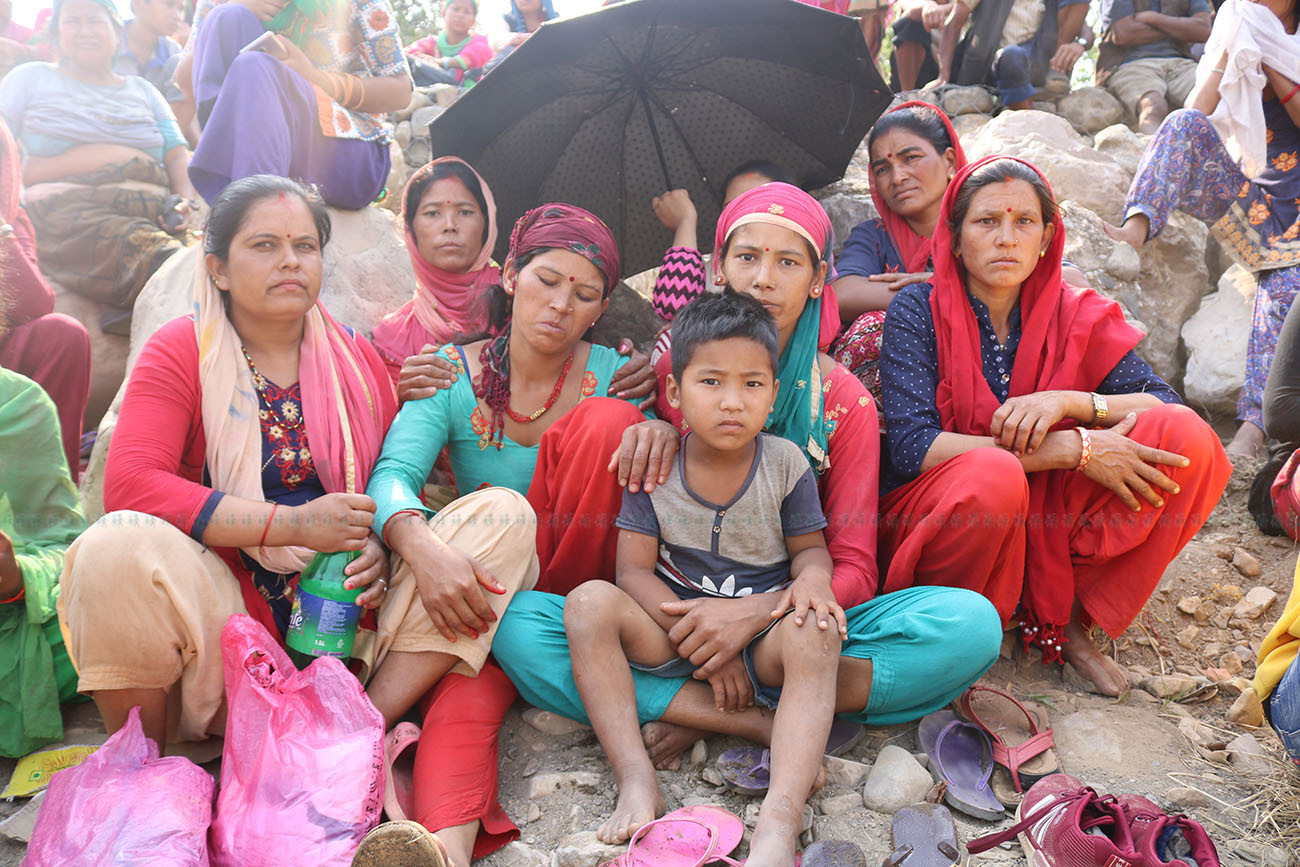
[651,246,708,322]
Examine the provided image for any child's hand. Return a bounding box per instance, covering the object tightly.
[771,573,847,639]
[700,655,754,712]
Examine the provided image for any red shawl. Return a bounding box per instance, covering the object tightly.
[930,156,1144,660]
[868,100,968,274]
[0,117,52,341]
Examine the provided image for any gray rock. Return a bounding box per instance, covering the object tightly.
[968,111,1130,221]
[1140,674,1201,700]
[1229,840,1292,867]
[428,83,459,107]
[411,104,444,135]
[1234,586,1278,620]
[1227,687,1266,729]
[394,89,431,122]
[824,755,871,789]
[1232,548,1263,579]
[494,841,549,866]
[816,191,878,257]
[1057,87,1126,135]
[1182,266,1257,413]
[819,791,862,818]
[940,85,994,116]
[527,771,603,799]
[950,112,988,149]
[1163,786,1211,808]
[404,137,432,169]
[394,120,413,149]
[1093,124,1148,178]
[860,745,932,814]
[689,739,708,767]
[552,831,625,867]
[1225,732,1271,775]
[1054,707,1180,772]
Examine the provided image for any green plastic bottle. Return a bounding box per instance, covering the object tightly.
[285,550,363,666]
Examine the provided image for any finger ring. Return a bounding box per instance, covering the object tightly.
[377,578,388,587]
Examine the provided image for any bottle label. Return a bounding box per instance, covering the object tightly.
[285,589,360,658]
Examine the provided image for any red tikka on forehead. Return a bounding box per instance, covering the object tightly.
[569,276,575,282]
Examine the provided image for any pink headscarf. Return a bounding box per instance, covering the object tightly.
[714,181,840,351]
[371,157,500,375]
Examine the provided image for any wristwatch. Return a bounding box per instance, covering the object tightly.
[1091,392,1109,424]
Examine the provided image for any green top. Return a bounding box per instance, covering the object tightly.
[0,369,87,757]
[369,343,634,532]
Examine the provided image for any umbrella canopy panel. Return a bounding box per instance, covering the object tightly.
[428,0,890,277]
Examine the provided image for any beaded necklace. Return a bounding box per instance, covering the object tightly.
[506,350,574,424]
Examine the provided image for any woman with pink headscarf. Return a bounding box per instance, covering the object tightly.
[58,175,539,759]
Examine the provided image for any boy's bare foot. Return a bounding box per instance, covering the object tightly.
[744,810,801,867]
[597,768,665,844]
[641,721,704,770]
[1061,622,1128,697]
[1102,215,1149,251]
[1226,421,1264,459]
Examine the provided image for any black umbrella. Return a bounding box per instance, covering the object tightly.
[426,0,891,277]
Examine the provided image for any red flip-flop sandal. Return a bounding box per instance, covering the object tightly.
[958,686,1060,797]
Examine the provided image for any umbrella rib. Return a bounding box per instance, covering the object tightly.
[642,87,716,197]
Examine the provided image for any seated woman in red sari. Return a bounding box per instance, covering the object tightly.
[877,156,1232,696]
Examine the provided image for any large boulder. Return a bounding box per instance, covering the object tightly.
[1182,265,1257,413]
[80,206,418,519]
[966,110,1130,221]
[817,191,879,256]
[1060,202,1210,386]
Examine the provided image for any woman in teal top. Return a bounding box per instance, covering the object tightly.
[363,203,679,864]
[369,340,635,504]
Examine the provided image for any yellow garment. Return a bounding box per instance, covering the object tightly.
[1255,557,1300,700]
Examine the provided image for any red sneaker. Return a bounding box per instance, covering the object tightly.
[1115,794,1221,867]
[968,774,1140,867]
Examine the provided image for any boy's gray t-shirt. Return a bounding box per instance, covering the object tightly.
[616,433,827,599]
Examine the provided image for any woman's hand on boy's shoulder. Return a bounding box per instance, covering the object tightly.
[608,419,680,492]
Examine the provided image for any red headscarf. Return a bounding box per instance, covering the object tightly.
[371,157,500,372]
[930,155,1144,660]
[868,100,968,274]
[475,203,620,447]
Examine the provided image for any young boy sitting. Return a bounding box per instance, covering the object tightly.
[564,290,846,866]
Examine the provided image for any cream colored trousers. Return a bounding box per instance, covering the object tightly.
[59,487,539,742]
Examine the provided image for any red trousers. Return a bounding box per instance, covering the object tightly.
[0,313,91,480]
[879,404,1231,636]
[411,397,644,854]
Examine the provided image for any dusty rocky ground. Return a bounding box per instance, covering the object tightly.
[3,454,1299,867]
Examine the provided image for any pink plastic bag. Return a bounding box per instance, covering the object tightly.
[25,706,214,866]
[209,614,385,867]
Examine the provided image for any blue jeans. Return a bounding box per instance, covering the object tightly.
[1267,653,1300,763]
[492,585,1003,727]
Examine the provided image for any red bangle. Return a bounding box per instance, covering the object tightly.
[0,586,25,605]
[1282,83,1300,105]
[1075,427,1093,472]
[259,503,279,549]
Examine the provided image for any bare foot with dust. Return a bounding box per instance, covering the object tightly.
[641,722,704,770]
[597,768,665,845]
[1062,624,1129,697]
[1102,214,1149,251]
[1226,421,1264,460]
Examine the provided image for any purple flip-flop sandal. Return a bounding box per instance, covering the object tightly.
[917,710,1005,821]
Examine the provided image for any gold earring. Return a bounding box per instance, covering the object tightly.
[1039,250,1046,258]
[713,274,726,285]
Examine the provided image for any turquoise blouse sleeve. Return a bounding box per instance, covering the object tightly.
[367,353,457,535]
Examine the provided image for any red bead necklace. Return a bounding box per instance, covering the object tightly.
[506,350,575,424]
